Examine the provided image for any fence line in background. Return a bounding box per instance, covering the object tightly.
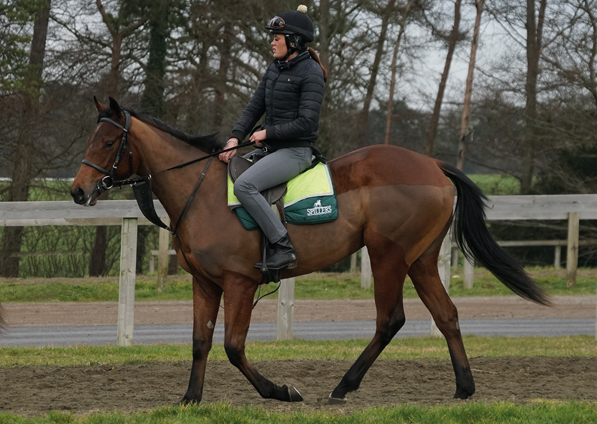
[2,194,597,344]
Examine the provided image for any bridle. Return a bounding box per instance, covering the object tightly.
[82,111,137,195]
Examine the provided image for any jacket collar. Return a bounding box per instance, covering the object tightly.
[275,51,310,70]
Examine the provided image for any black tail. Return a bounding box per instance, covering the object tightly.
[441,163,550,306]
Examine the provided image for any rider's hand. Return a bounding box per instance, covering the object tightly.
[219,138,239,163]
[250,129,267,147]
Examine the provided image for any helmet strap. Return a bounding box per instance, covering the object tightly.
[284,34,305,59]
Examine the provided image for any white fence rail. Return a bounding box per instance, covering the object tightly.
[2,194,597,343]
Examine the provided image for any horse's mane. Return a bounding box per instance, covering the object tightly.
[98,107,224,153]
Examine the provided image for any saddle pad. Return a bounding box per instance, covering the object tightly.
[227,162,338,230]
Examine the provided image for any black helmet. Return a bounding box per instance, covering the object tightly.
[266,5,314,43]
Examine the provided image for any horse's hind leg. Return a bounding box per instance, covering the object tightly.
[408,236,475,399]
[222,275,303,402]
[182,277,223,404]
[330,235,409,401]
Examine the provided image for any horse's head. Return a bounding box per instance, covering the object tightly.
[71,97,138,206]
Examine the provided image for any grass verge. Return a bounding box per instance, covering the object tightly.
[1,336,595,368]
[1,401,597,424]
[0,267,595,302]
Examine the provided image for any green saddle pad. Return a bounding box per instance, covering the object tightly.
[227,162,338,230]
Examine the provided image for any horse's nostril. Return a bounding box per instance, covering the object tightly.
[71,187,86,204]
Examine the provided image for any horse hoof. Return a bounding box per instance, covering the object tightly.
[453,387,475,399]
[283,384,303,402]
[179,397,198,406]
[328,393,348,404]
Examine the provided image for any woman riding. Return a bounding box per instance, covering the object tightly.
[219,5,327,271]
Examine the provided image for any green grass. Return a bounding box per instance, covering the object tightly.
[1,401,597,423]
[1,267,594,303]
[1,336,595,368]
[468,174,521,195]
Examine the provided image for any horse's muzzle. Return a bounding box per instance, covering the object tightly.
[70,186,87,205]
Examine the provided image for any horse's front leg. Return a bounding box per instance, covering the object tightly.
[223,275,303,402]
[181,276,223,404]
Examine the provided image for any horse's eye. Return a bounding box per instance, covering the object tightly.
[105,140,116,148]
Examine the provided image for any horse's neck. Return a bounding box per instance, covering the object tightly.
[132,121,225,225]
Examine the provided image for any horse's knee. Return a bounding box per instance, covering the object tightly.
[224,341,243,367]
[433,307,460,332]
[377,314,406,345]
[192,338,212,360]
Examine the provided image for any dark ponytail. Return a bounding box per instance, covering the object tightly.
[308,47,328,82]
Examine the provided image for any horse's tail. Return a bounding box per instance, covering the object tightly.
[440,162,550,306]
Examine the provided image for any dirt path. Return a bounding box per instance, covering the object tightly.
[2,357,596,416]
[3,295,595,327]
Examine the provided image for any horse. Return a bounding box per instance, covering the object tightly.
[71,97,549,404]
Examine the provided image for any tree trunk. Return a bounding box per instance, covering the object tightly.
[90,1,146,276]
[384,0,417,145]
[0,0,51,278]
[456,0,484,170]
[424,0,462,157]
[140,18,168,117]
[138,7,169,275]
[315,0,334,158]
[357,0,396,148]
[107,34,123,98]
[212,24,233,130]
[520,0,546,194]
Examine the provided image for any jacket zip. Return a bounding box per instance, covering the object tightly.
[268,70,281,127]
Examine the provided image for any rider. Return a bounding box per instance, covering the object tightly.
[219,5,327,271]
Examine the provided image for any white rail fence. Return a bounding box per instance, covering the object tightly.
[1,194,597,344]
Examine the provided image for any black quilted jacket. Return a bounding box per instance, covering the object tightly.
[230,51,325,150]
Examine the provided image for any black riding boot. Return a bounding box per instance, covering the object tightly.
[263,234,298,270]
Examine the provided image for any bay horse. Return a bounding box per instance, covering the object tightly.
[71,98,548,403]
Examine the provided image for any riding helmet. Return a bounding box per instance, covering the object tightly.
[266,5,314,45]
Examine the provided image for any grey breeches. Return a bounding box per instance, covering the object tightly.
[234,146,313,243]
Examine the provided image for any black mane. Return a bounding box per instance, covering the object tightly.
[98,106,223,153]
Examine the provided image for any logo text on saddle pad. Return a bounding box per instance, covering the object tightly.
[307,199,333,216]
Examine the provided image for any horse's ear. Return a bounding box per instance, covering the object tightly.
[108,97,123,118]
[94,96,106,113]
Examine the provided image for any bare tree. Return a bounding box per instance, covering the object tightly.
[357,0,397,148]
[0,0,52,277]
[384,0,417,145]
[88,0,147,277]
[519,0,546,193]
[424,0,463,157]
[456,0,484,170]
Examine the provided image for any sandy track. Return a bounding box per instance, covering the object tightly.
[3,295,594,327]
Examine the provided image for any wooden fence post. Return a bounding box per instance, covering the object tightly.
[451,247,459,269]
[554,245,561,268]
[157,217,170,292]
[463,257,474,289]
[566,212,580,287]
[277,278,295,341]
[361,247,372,289]
[117,217,138,347]
[431,230,452,336]
[350,252,358,273]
